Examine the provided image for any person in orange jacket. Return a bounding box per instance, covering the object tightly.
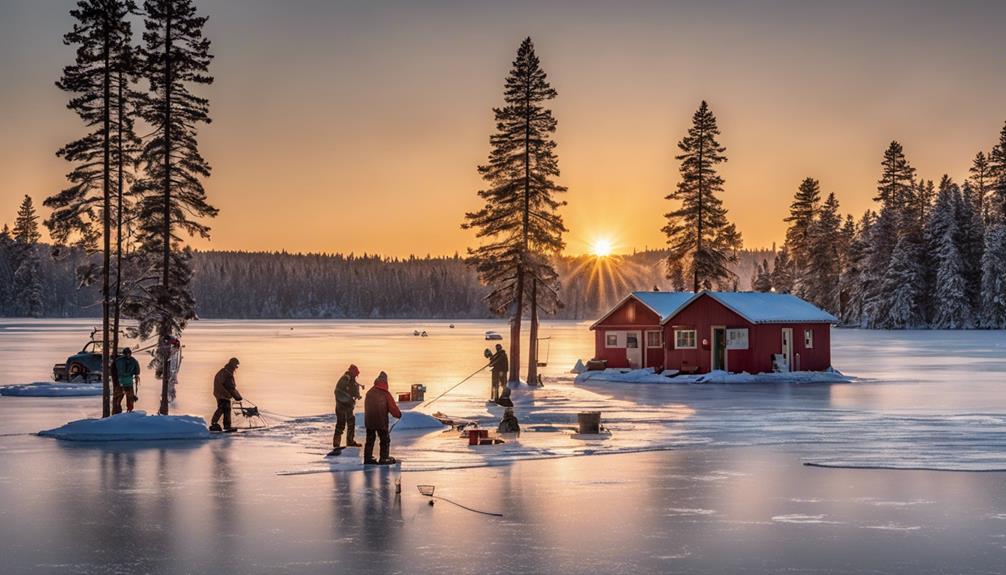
[363,371,401,465]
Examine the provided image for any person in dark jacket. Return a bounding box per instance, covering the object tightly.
[490,344,508,397]
[111,348,141,414]
[210,358,242,432]
[333,364,363,448]
[363,371,402,464]
[497,407,520,434]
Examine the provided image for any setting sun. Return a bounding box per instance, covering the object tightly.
[591,238,614,257]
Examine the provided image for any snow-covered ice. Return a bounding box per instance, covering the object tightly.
[0,381,103,396]
[38,411,211,441]
[573,367,853,384]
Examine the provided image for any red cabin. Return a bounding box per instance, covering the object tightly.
[590,291,837,374]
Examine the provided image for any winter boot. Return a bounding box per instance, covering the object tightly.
[209,424,223,432]
[377,456,398,465]
[363,458,379,465]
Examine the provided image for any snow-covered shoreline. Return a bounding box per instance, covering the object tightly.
[573,367,853,385]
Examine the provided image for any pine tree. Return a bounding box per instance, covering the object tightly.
[989,122,1006,223]
[862,141,917,327]
[462,37,566,384]
[958,182,985,317]
[752,259,773,292]
[804,192,842,313]
[770,247,794,294]
[664,101,742,291]
[836,214,861,323]
[783,177,821,296]
[47,0,135,416]
[927,183,972,328]
[667,261,686,291]
[969,151,993,224]
[980,224,1006,328]
[125,0,217,414]
[13,195,42,246]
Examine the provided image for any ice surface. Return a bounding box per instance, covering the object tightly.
[348,409,447,431]
[38,411,211,441]
[0,381,103,396]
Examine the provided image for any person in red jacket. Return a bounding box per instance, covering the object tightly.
[363,371,401,465]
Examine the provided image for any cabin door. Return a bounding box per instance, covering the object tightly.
[712,327,727,371]
[625,331,642,369]
[781,328,793,371]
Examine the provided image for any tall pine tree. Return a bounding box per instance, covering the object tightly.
[125,0,217,414]
[783,177,821,297]
[989,122,1006,223]
[462,37,566,384]
[47,0,136,417]
[664,101,742,291]
[804,192,842,313]
[12,196,45,317]
[969,151,993,224]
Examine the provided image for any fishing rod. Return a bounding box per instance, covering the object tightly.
[418,362,492,409]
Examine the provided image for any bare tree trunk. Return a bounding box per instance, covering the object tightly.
[526,279,539,385]
[509,269,523,384]
[112,68,124,361]
[101,17,112,418]
[158,5,173,416]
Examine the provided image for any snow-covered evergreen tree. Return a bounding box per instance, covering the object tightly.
[837,213,867,324]
[11,196,45,318]
[770,247,794,294]
[752,259,773,292]
[783,177,820,298]
[125,0,217,414]
[988,122,1006,223]
[970,151,993,224]
[804,192,842,313]
[13,195,42,247]
[958,182,985,317]
[862,142,917,327]
[462,37,566,383]
[927,182,972,328]
[980,224,1006,328]
[664,101,742,291]
[667,261,686,291]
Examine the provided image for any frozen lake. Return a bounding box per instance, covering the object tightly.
[2,320,1006,573]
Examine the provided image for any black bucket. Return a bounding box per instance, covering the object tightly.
[577,411,601,434]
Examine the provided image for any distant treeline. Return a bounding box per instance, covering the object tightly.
[0,245,772,320]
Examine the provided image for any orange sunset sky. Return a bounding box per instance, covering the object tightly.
[2,0,1005,257]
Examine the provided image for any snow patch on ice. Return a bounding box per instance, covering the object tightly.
[39,411,211,442]
[0,381,103,397]
[861,523,922,531]
[574,367,853,385]
[771,514,843,525]
[571,359,586,374]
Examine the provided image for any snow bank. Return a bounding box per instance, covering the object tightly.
[0,381,103,397]
[352,409,447,431]
[570,359,586,374]
[575,367,852,385]
[39,411,211,441]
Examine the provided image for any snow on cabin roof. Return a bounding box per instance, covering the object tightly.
[589,291,694,329]
[591,290,837,329]
[695,291,838,325]
[631,291,695,322]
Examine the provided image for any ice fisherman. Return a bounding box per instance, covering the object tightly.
[490,343,508,399]
[334,364,363,448]
[210,358,243,432]
[111,347,140,414]
[363,371,401,465]
[497,406,520,434]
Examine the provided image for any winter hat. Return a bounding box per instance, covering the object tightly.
[227,357,240,368]
[122,347,132,356]
[374,371,388,386]
[348,364,360,377]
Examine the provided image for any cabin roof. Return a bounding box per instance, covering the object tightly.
[592,290,837,328]
[664,291,838,325]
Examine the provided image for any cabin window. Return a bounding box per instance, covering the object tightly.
[645,330,662,348]
[726,328,749,350]
[605,332,622,348]
[804,328,814,348]
[674,329,697,349]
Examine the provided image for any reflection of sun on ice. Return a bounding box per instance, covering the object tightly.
[591,238,613,257]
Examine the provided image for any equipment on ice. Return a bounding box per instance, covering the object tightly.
[231,400,268,430]
[416,484,503,517]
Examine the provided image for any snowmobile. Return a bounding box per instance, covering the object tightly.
[52,329,105,383]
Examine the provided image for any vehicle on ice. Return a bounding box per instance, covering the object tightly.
[52,331,105,383]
